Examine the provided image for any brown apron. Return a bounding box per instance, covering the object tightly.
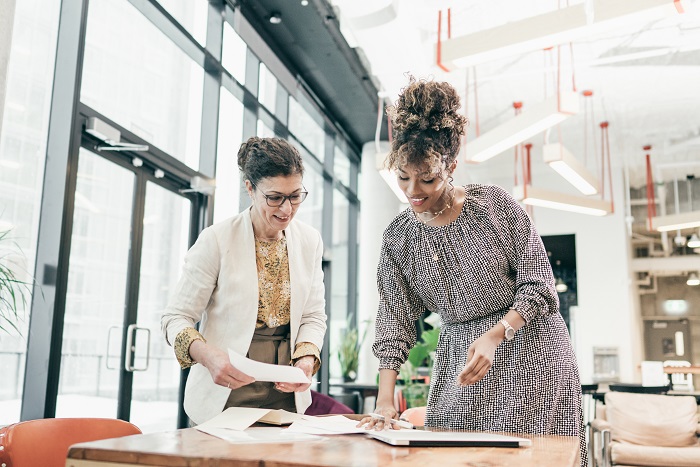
[223,324,296,412]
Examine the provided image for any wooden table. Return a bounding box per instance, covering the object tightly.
[66,427,580,467]
[664,365,700,374]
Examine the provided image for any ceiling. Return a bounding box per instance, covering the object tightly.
[238,0,700,243]
[328,0,700,189]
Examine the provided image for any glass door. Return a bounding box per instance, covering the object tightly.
[56,148,134,419]
[130,182,191,432]
[55,144,195,432]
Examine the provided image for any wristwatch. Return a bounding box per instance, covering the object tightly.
[500,318,515,341]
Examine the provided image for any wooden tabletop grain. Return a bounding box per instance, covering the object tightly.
[66,427,580,467]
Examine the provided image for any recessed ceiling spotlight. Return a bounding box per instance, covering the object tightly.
[268,12,282,24]
[301,0,309,5]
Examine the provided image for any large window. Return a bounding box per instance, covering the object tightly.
[2,0,361,427]
[213,88,244,223]
[0,0,60,426]
[81,0,203,169]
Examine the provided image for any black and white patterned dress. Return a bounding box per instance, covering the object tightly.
[373,184,585,465]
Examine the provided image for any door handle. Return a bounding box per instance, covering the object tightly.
[125,324,151,372]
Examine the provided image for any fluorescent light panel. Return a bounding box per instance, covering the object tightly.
[652,211,700,232]
[466,92,579,163]
[543,143,599,195]
[513,185,612,216]
[440,0,687,69]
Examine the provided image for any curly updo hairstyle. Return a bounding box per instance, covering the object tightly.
[385,76,467,175]
[237,136,305,185]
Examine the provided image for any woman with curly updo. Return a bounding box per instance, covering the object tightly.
[360,77,585,464]
[162,136,327,425]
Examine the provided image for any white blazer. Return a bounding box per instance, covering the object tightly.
[161,209,327,425]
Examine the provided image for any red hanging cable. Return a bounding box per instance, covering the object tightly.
[525,143,534,218]
[601,121,614,214]
[513,102,523,186]
[644,144,655,230]
[447,8,451,39]
[569,42,577,92]
[524,143,533,186]
[436,10,449,72]
[473,67,480,137]
[582,90,593,166]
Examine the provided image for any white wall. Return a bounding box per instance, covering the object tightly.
[357,142,402,383]
[529,168,645,384]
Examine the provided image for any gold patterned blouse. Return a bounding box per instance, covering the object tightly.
[255,236,291,328]
[173,235,320,372]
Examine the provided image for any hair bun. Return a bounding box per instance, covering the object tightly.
[389,77,464,135]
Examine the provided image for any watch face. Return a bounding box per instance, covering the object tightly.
[505,327,515,340]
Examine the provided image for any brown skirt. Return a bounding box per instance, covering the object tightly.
[223,324,295,412]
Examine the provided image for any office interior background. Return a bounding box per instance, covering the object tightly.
[1,0,699,433]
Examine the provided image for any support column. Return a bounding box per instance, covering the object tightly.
[357,141,402,385]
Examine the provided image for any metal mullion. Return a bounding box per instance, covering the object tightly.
[127,0,209,70]
[198,0,224,228]
[21,0,90,421]
[347,199,359,341]
[116,173,147,422]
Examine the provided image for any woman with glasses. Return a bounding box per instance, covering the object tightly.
[162,136,327,425]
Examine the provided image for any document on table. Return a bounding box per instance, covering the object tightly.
[228,348,310,384]
[198,426,320,444]
[196,407,309,434]
[284,415,368,435]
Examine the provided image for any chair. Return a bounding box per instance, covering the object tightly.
[664,360,696,392]
[608,383,671,394]
[306,390,356,415]
[0,417,141,467]
[581,383,599,426]
[399,406,426,427]
[589,392,700,467]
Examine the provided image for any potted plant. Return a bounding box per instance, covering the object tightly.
[0,229,33,335]
[399,317,441,408]
[337,319,369,383]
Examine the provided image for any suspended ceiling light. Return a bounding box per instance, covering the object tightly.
[651,211,700,232]
[688,232,700,249]
[376,152,407,203]
[555,278,568,293]
[687,272,700,286]
[466,92,579,163]
[438,0,687,70]
[513,185,612,216]
[543,143,599,195]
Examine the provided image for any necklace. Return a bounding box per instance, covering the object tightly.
[255,232,283,242]
[415,186,456,224]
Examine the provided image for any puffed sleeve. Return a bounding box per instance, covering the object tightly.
[490,185,559,323]
[372,233,426,372]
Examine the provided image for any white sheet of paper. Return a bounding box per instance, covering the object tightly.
[228,348,310,383]
[284,415,367,435]
[196,407,275,432]
[198,426,319,444]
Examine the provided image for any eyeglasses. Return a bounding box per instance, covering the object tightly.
[251,181,309,207]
